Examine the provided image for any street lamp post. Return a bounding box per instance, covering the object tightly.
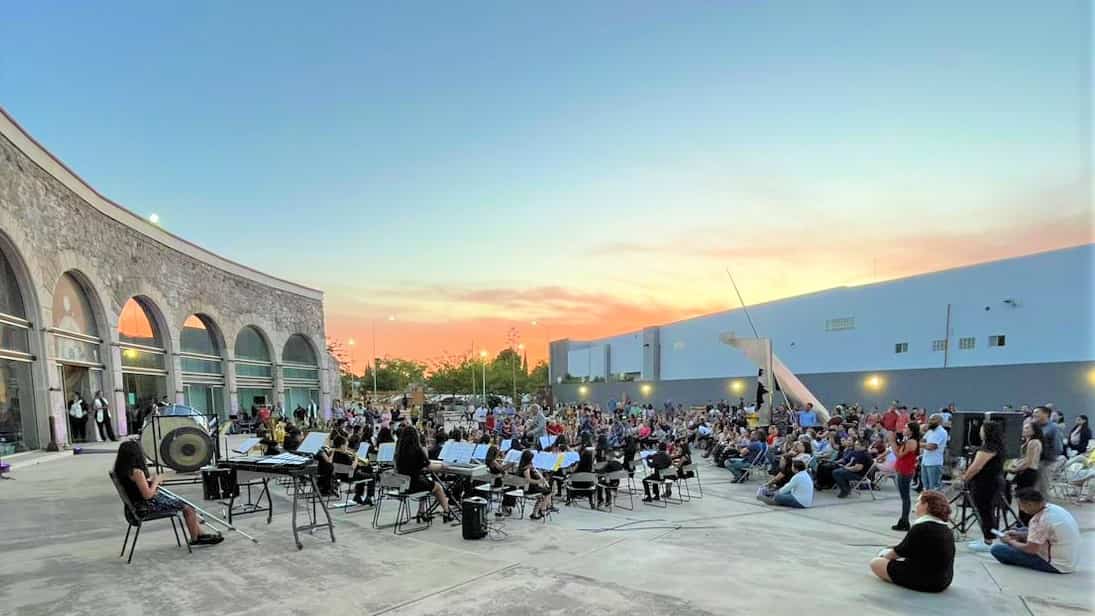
[347,338,357,400]
[479,349,488,407]
[512,343,524,406]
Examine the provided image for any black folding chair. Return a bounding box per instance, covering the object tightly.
[108,471,191,563]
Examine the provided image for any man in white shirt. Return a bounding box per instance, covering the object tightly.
[757,460,813,508]
[920,414,948,490]
[991,488,1080,573]
[92,390,117,442]
[68,393,88,442]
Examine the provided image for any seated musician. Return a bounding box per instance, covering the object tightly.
[428,428,448,460]
[315,438,337,497]
[113,440,223,545]
[566,448,597,508]
[674,439,694,478]
[596,447,625,509]
[394,426,453,523]
[485,445,516,517]
[330,434,376,506]
[642,441,673,502]
[282,425,303,452]
[517,449,553,520]
[256,426,280,455]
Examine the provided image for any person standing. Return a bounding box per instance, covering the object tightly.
[93,390,117,441]
[1034,407,1061,491]
[890,422,921,531]
[959,421,1006,552]
[68,393,88,442]
[1066,415,1090,457]
[920,414,948,491]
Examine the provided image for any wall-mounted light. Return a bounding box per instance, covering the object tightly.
[640,383,652,396]
[730,380,745,393]
[864,374,884,391]
[578,385,588,396]
[1087,367,1095,388]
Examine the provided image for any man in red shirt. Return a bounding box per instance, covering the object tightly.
[895,406,911,433]
[881,406,899,433]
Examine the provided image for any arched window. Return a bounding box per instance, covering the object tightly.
[50,273,101,364]
[0,242,35,451]
[118,297,166,371]
[235,326,274,412]
[180,314,224,419]
[282,334,319,411]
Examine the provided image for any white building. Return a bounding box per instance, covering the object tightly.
[549,244,1095,415]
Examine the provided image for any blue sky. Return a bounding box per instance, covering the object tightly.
[2,1,1090,363]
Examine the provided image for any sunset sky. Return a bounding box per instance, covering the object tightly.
[3,2,1091,371]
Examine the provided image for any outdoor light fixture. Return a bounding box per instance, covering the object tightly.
[640,383,652,396]
[865,374,883,390]
[578,385,588,395]
[730,380,745,393]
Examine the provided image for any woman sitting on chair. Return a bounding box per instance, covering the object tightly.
[517,449,553,520]
[870,490,954,593]
[566,448,597,508]
[113,440,223,546]
[330,434,375,506]
[394,425,453,523]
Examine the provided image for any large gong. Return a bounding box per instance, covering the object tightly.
[140,407,213,472]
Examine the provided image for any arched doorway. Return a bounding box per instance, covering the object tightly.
[0,243,35,453]
[51,272,107,443]
[118,297,169,432]
[282,334,320,418]
[235,325,273,417]
[180,314,226,422]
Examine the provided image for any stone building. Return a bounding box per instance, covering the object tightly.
[0,107,331,453]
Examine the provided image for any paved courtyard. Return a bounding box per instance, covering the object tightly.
[1,441,1091,616]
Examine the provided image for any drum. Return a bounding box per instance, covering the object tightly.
[140,409,214,472]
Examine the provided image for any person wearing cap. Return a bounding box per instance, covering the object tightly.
[920,414,949,491]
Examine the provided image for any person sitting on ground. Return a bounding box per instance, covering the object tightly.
[833,439,873,498]
[757,460,813,508]
[990,488,1081,574]
[517,449,553,519]
[113,440,223,546]
[870,490,954,593]
[642,441,673,502]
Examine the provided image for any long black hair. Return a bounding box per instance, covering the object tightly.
[518,448,534,471]
[906,421,922,442]
[981,420,1005,454]
[114,439,147,478]
[395,425,422,469]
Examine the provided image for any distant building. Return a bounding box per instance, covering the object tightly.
[550,244,1094,415]
[0,107,330,452]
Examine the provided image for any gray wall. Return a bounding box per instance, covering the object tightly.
[552,361,1095,419]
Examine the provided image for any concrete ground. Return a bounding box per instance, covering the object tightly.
[1,440,1092,616]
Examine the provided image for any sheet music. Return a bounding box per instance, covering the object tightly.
[356,443,371,459]
[560,451,580,468]
[500,439,512,452]
[445,441,476,464]
[233,437,261,454]
[533,451,561,471]
[539,435,557,450]
[438,440,454,461]
[297,431,329,455]
[472,444,489,460]
[258,452,309,465]
[503,449,523,464]
[377,443,396,463]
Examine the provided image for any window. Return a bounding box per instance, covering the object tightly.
[989,335,1006,347]
[894,342,908,354]
[825,317,855,332]
[958,337,975,350]
[931,339,948,352]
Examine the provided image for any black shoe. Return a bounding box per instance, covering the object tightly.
[529,512,544,520]
[442,511,454,524]
[837,491,850,499]
[642,496,653,503]
[190,534,224,546]
[891,521,910,531]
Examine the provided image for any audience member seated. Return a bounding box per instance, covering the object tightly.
[725,430,765,481]
[870,490,954,593]
[757,460,813,508]
[990,488,1080,574]
[832,439,873,498]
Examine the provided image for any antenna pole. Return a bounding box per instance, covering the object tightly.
[726,270,761,339]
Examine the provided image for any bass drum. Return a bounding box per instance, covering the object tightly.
[140,413,213,472]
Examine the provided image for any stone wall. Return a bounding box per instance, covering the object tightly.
[0,119,330,447]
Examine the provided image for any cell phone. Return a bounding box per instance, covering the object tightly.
[990,528,1006,538]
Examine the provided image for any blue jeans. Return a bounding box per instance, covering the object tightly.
[921,465,943,491]
[990,543,1060,573]
[725,459,749,479]
[773,492,805,508]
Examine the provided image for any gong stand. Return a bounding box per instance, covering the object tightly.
[148,412,219,488]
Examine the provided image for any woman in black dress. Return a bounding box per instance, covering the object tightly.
[870,490,954,592]
[517,449,552,520]
[565,448,597,508]
[394,426,453,522]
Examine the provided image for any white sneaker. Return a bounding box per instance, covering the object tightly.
[968,541,992,553]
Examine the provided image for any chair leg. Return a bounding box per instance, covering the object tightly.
[170,517,182,547]
[179,514,193,553]
[127,524,141,564]
[120,524,132,557]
